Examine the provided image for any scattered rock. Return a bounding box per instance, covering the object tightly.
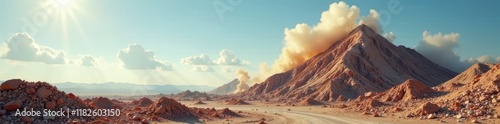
[3,100,22,111]
[36,87,52,99]
[0,79,22,90]
[20,116,34,123]
[45,101,56,109]
[414,102,440,115]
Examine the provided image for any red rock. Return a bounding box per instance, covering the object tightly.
[21,116,34,123]
[36,87,52,98]
[1,79,22,90]
[28,88,36,94]
[373,113,380,117]
[45,101,56,109]
[414,102,440,115]
[67,93,76,99]
[57,98,64,105]
[3,100,22,111]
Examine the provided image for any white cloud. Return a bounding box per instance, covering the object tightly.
[192,65,215,72]
[414,31,467,72]
[117,44,173,70]
[384,32,396,42]
[1,32,66,64]
[81,55,96,67]
[181,54,215,65]
[216,49,249,65]
[467,55,498,64]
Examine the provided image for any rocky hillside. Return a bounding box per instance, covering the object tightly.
[243,24,457,102]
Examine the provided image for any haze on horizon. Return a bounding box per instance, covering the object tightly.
[0,0,499,87]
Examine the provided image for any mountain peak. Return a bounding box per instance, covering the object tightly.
[243,24,456,102]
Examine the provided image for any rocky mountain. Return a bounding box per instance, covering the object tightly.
[243,24,457,102]
[436,63,495,91]
[209,79,238,95]
[372,79,438,102]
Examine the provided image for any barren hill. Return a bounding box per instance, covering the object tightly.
[243,24,457,102]
[436,63,495,91]
[373,79,438,102]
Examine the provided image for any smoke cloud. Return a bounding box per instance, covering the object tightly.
[234,68,250,93]
[255,1,384,83]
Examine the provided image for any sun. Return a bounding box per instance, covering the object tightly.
[41,0,87,45]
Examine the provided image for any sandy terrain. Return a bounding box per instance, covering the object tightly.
[175,100,496,124]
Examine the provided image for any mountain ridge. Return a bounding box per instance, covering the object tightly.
[243,24,457,101]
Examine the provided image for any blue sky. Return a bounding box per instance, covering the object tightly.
[0,0,499,86]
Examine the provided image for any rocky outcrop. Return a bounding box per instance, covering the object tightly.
[0,79,94,123]
[373,79,438,102]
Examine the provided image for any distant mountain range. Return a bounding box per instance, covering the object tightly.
[51,82,215,96]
